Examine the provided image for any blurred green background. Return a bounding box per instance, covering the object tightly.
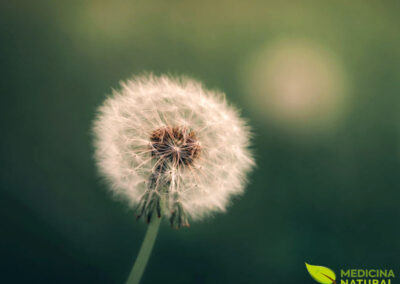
[1,1,399,283]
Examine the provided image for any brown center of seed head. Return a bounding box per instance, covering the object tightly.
[150,126,201,167]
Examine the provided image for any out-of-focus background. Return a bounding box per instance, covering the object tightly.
[1,1,399,283]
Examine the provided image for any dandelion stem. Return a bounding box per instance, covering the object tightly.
[126,216,161,284]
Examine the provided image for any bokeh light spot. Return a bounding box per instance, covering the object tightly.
[241,39,349,133]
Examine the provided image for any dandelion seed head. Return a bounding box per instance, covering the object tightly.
[93,74,254,224]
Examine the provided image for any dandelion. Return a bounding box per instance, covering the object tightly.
[93,74,254,284]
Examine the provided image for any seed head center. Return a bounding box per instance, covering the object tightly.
[150,126,201,166]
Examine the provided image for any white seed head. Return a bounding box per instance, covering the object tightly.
[93,74,254,227]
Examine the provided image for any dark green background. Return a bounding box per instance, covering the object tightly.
[1,1,399,283]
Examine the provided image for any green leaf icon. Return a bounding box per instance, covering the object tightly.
[305,263,336,284]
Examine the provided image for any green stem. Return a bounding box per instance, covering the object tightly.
[126,216,162,284]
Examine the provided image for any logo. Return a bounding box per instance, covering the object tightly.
[305,263,337,284]
[305,263,395,284]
